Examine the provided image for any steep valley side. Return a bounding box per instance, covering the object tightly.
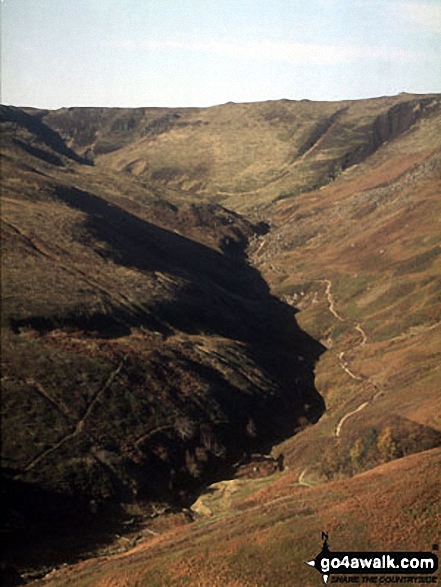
[248,148,441,485]
[1,94,441,586]
[1,105,326,582]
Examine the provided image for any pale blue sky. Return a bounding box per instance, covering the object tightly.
[1,0,440,108]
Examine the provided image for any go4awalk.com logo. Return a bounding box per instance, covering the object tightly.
[306,533,439,584]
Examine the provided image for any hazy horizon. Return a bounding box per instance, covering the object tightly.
[2,0,441,110]
[3,91,441,112]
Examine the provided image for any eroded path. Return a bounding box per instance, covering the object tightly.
[250,237,382,439]
[312,278,382,437]
[317,278,345,322]
[252,235,377,439]
[21,360,125,473]
[335,402,369,438]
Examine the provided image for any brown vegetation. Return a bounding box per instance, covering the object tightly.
[1,93,440,585]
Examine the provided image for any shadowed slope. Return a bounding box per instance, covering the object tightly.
[0,105,91,166]
[2,94,440,584]
[1,113,325,578]
[31,448,441,587]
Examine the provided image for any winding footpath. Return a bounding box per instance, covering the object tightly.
[253,236,378,440]
[318,278,345,322]
[335,402,369,438]
[314,278,381,438]
[297,467,316,487]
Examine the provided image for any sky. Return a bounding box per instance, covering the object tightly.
[1,0,440,109]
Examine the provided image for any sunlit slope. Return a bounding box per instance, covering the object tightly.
[2,94,441,584]
[33,448,441,587]
[250,143,441,481]
[41,94,441,211]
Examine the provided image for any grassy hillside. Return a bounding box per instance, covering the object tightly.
[250,136,441,485]
[32,448,441,587]
[1,103,326,580]
[1,93,440,585]
[40,94,441,211]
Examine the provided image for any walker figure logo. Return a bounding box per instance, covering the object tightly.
[306,533,438,584]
